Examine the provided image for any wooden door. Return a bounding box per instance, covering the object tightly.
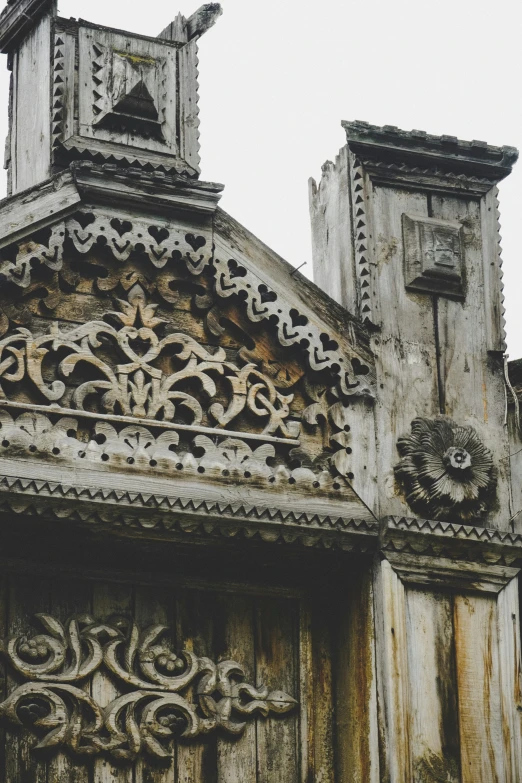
[0,561,347,783]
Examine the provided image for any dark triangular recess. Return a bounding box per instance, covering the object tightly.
[96,80,165,142]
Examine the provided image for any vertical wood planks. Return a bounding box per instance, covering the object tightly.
[310,599,334,783]
[369,185,439,516]
[0,571,6,783]
[497,579,522,782]
[454,594,505,782]
[298,600,313,783]
[4,574,49,783]
[11,15,51,193]
[47,578,92,783]
[92,582,133,783]
[178,40,200,171]
[215,593,256,783]
[405,589,461,783]
[176,588,217,783]
[255,596,298,783]
[308,148,356,312]
[336,568,379,783]
[431,194,511,529]
[373,559,411,782]
[134,584,176,783]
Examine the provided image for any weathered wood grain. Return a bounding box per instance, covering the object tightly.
[175,589,217,783]
[336,568,379,783]
[179,40,201,172]
[368,181,439,517]
[92,582,133,783]
[255,596,298,783]
[496,578,522,782]
[10,14,51,194]
[311,598,334,783]
[215,593,256,783]
[47,578,92,783]
[4,574,49,783]
[298,600,313,783]
[405,589,461,783]
[431,194,511,529]
[0,571,6,783]
[134,584,175,783]
[454,594,505,782]
[308,148,356,313]
[373,558,411,782]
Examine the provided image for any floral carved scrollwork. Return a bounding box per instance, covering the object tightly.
[0,614,297,761]
[0,284,298,440]
[394,416,497,521]
[0,209,374,399]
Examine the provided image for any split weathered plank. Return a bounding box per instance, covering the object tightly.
[431,193,512,529]
[335,567,379,783]
[308,147,357,313]
[368,181,439,517]
[215,593,256,783]
[310,598,334,783]
[134,584,175,783]
[92,582,133,783]
[255,596,298,783]
[373,559,411,782]
[405,589,461,783]
[0,571,6,783]
[179,40,201,172]
[10,14,51,194]
[496,578,522,782]
[4,574,49,783]
[454,594,505,782]
[298,600,313,783]
[0,174,80,245]
[47,577,92,783]
[175,588,217,783]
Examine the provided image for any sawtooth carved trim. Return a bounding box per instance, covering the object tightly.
[52,34,65,149]
[349,157,374,323]
[381,516,522,566]
[0,210,374,399]
[395,416,497,522]
[0,472,377,550]
[0,615,297,761]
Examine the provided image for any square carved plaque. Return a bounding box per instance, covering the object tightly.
[78,27,178,156]
[402,214,465,298]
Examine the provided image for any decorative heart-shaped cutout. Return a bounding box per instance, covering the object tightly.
[185,233,206,252]
[149,226,170,244]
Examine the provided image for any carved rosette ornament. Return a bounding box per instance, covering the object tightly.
[0,614,297,761]
[394,417,497,521]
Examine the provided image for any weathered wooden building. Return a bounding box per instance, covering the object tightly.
[0,1,521,780]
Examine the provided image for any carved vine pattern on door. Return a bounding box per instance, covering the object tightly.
[0,283,299,440]
[0,613,297,761]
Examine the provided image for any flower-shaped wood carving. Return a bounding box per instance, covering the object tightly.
[394,417,497,521]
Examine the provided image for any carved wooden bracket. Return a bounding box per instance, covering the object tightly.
[0,614,297,761]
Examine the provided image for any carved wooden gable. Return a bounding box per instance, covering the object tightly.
[0,166,376,550]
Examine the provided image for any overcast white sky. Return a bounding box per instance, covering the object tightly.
[1,0,521,354]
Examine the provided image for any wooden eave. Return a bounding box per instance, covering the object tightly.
[343,120,519,181]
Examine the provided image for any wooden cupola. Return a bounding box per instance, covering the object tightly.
[0,0,222,194]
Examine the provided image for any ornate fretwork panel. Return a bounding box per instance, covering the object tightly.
[0,206,375,508]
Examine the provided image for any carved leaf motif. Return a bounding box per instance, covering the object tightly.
[0,615,298,761]
[0,285,298,439]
